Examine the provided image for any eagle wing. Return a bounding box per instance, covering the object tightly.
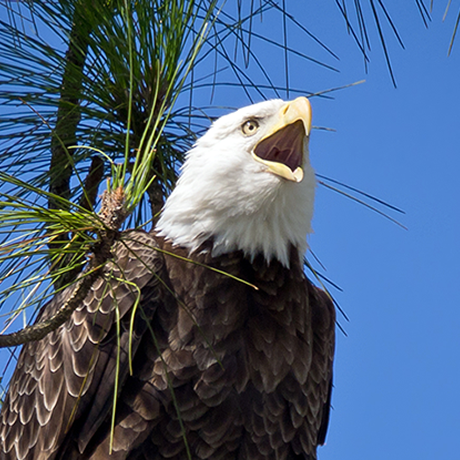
[241,256,336,459]
[306,286,335,448]
[0,231,164,460]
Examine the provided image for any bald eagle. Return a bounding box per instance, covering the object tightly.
[0,98,335,459]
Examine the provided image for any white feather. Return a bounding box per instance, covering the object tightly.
[156,99,316,267]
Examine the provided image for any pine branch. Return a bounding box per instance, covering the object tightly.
[48,2,92,211]
[47,1,101,288]
[0,186,127,348]
[0,265,101,348]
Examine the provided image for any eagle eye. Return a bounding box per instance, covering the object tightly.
[241,119,259,136]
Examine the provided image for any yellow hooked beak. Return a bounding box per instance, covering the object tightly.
[252,97,312,183]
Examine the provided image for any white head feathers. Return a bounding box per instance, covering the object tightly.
[156,98,316,267]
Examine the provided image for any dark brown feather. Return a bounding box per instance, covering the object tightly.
[0,232,335,460]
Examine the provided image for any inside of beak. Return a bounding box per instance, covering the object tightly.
[252,120,306,182]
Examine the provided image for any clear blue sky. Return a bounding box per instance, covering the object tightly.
[1,2,459,459]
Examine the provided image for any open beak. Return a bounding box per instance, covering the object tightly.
[252,97,311,183]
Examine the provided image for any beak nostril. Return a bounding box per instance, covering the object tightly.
[282,105,289,115]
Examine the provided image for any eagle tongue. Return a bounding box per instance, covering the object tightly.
[254,120,305,172]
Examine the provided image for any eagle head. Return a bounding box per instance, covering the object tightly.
[156,97,315,266]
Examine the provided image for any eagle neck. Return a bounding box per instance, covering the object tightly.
[155,168,315,267]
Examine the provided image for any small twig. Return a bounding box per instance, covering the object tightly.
[146,180,164,225]
[79,156,105,211]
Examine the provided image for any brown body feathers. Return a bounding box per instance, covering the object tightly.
[0,231,334,459]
